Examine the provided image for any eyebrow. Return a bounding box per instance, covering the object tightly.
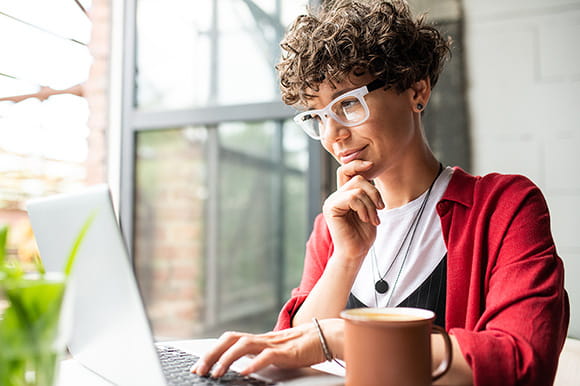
[305,86,359,110]
[331,86,357,100]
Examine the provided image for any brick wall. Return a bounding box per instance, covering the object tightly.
[85,0,111,186]
[133,130,207,338]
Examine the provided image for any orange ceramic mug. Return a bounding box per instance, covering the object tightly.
[340,307,452,386]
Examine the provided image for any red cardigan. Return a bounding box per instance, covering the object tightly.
[274,167,569,386]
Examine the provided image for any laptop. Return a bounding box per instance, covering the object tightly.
[26,185,343,386]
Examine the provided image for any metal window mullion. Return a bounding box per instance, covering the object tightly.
[273,120,286,308]
[205,127,220,328]
[119,0,137,256]
[131,102,294,130]
[205,0,220,328]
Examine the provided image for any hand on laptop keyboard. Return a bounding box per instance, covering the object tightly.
[190,320,341,378]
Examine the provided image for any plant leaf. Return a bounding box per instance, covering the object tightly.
[0,224,8,267]
[33,253,46,275]
[64,210,97,277]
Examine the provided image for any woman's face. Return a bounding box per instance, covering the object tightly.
[307,76,420,180]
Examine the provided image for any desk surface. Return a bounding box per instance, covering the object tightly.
[58,337,580,386]
[57,339,345,386]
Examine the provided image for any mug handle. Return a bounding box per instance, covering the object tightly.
[431,325,452,381]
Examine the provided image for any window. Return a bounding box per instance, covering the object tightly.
[0,1,93,256]
[122,0,313,338]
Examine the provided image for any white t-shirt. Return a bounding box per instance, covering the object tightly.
[350,166,454,308]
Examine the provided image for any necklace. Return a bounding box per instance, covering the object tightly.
[372,163,443,297]
[371,210,421,293]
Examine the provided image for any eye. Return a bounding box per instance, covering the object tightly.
[341,99,360,110]
[301,114,322,123]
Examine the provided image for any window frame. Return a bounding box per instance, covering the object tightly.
[118,0,323,330]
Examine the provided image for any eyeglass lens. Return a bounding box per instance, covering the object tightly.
[331,96,365,123]
[302,95,367,138]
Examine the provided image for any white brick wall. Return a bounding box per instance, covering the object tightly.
[464,0,580,337]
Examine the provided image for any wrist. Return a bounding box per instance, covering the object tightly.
[329,251,367,271]
[319,318,345,360]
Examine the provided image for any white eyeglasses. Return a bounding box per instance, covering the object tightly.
[293,78,386,140]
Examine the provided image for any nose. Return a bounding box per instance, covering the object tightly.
[321,114,350,143]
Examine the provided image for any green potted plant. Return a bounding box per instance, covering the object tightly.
[0,214,94,386]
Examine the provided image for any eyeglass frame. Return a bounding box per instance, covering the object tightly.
[293,78,387,140]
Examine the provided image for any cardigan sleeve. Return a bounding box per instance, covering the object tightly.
[274,214,333,331]
[447,175,569,386]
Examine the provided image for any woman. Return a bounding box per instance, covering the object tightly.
[192,1,569,384]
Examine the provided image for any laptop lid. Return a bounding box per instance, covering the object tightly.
[27,184,167,386]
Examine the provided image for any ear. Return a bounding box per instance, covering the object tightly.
[409,78,431,113]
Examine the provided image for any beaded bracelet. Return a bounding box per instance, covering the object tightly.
[312,317,345,368]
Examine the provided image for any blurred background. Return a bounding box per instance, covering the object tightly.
[0,0,579,340]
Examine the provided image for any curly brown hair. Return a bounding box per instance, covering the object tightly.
[276,0,451,106]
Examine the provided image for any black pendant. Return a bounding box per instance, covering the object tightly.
[375,279,389,294]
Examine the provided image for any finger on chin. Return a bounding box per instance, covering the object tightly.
[337,161,373,187]
[337,159,373,178]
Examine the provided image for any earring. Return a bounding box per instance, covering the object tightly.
[417,103,424,111]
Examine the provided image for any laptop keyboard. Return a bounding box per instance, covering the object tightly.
[156,345,275,385]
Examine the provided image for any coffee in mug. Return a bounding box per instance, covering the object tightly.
[340,307,451,386]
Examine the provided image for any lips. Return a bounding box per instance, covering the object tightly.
[338,145,368,164]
